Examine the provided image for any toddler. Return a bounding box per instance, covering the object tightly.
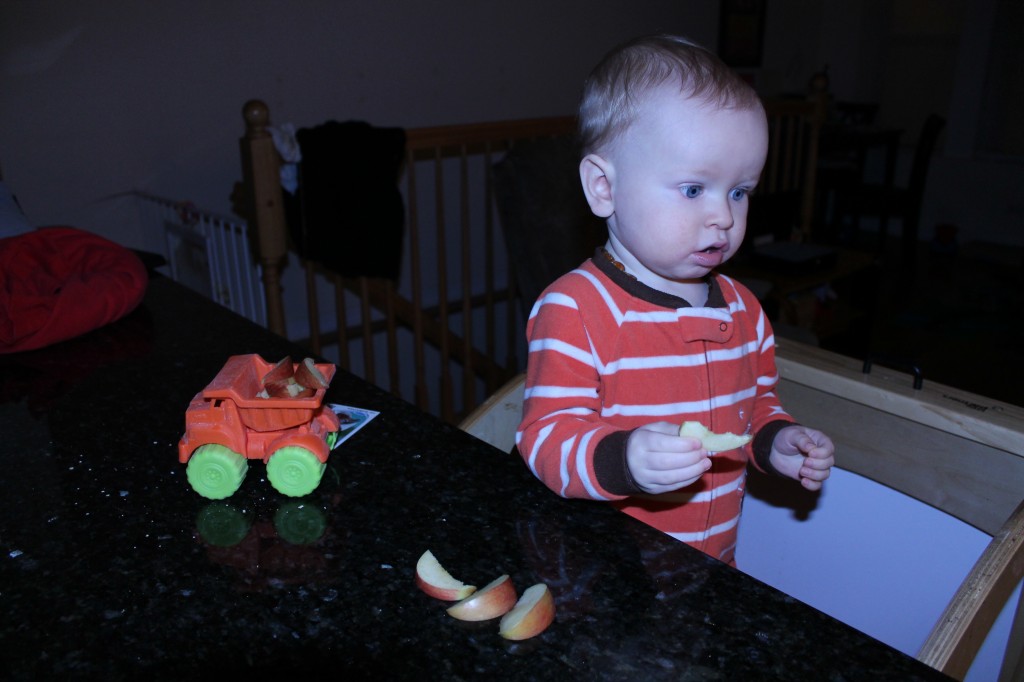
[515,34,835,565]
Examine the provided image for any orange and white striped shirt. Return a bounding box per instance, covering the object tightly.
[516,254,793,564]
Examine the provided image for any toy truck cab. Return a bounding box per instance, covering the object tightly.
[178,354,340,499]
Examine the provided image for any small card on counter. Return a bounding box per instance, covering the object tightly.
[328,404,379,449]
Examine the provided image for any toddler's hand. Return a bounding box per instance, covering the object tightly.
[769,425,835,491]
[626,422,711,495]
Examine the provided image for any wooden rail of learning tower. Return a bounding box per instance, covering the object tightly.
[239,99,576,422]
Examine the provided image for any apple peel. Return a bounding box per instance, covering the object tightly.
[498,582,555,640]
[294,357,330,389]
[446,574,517,621]
[679,421,751,453]
[415,550,477,601]
[261,357,294,385]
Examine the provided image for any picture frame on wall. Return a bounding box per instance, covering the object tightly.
[718,0,766,68]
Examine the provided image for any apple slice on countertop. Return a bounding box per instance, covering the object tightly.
[415,550,477,601]
[498,582,555,640]
[678,421,751,453]
[446,574,517,621]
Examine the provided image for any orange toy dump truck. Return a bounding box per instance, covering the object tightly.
[178,354,340,499]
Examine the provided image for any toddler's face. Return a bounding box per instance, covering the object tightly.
[593,85,768,296]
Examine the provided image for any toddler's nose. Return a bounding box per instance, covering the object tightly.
[705,198,735,230]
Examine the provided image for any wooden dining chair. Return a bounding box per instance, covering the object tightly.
[832,113,946,262]
[751,93,828,244]
[461,342,1024,680]
[492,136,606,320]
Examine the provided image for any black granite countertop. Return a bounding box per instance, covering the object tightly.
[0,276,950,680]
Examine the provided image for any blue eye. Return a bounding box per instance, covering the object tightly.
[681,185,702,198]
[730,188,749,201]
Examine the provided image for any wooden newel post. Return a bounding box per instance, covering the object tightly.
[240,99,287,337]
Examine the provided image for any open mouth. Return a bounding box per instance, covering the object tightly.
[691,243,728,268]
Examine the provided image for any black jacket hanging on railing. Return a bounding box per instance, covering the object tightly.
[285,120,406,280]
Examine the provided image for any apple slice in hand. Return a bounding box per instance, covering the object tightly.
[415,550,477,601]
[498,582,555,640]
[679,421,751,453]
[446,574,517,621]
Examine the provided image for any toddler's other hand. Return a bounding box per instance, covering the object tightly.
[626,422,710,495]
[770,425,835,491]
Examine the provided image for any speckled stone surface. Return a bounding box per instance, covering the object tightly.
[0,276,951,680]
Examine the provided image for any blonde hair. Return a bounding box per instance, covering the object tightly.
[579,34,762,154]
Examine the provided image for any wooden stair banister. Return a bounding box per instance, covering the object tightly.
[239,98,577,421]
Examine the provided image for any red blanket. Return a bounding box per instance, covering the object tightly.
[0,227,148,353]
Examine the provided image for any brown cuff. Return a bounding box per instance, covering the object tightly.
[593,429,644,495]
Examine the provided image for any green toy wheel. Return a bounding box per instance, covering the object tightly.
[266,446,325,497]
[186,444,248,499]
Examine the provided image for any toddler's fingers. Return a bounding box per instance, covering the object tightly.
[638,457,711,494]
[801,440,833,460]
[802,451,834,469]
[801,476,825,492]
[799,459,832,484]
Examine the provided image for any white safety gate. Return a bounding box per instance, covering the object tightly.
[135,191,266,327]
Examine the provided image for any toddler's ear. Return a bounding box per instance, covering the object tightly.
[579,154,614,218]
